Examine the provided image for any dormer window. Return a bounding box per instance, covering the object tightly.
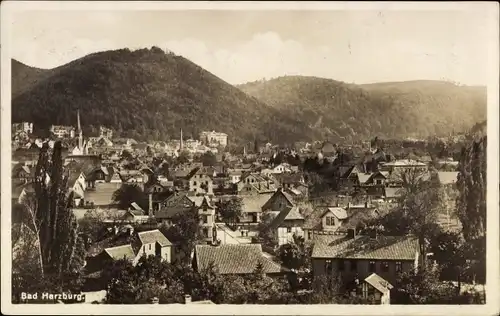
[325,216,335,226]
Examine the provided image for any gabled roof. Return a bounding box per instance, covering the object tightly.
[327,207,348,220]
[137,229,172,247]
[311,235,419,260]
[195,244,285,275]
[357,173,372,185]
[240,194,274,214]
[261,189,295,211]
[104,244,136,261]
[364,273,393,294]
[269,205,304,229]
[130,202,143,212]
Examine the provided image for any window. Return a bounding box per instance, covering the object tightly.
[376,179,382,185]
[202,215,208,224]
[369,261,376,272]
[308,231,312,240]
[350,260,357,271]
[193,181,197,186]
[325,260,333,273]
[382,261,389,272]
[338,260,345,271]
[287,227,292,233]
[149,244,151,250]
[396,261,403,273]
[326,216,335,226]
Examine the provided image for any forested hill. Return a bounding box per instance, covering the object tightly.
[238,76,487,142]
[11,47,314,145]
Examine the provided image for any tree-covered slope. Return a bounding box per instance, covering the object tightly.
[11,47,313,145]
[238,76,487,142]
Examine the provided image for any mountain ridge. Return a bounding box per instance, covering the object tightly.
[11,48,487,145]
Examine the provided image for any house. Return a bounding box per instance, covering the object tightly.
[227,169,243,184]
[238,193,274,224]
[193,244,287,276]
[362,273,393,304]
[155,192,199,225]
[268,205,305,246]
[85,227,173,274]
[237,173,277,196]
[196,196,217,243]
[302,203,380,242]
[187,167,214,196]
[67,171,87,207]
[262,188,305,245]
[86,166,110,186]
[311,232,420,288]
[338,165,365,191]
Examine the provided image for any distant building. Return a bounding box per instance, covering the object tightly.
[12,122,33,135]
[199,131,228,148]
[99,126,113,139]
[51,125,75,138]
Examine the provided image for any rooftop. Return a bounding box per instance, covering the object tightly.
[195,244,285,275]
[311,234,419,260]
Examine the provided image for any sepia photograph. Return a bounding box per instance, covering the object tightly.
[1,1,499,315]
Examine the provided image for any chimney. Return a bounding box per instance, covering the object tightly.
[212,226,218,245]
[148,193,153,216]
[184,294,192,304]
[347,228,355,239]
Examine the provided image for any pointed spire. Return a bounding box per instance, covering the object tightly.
[77,109,81,131]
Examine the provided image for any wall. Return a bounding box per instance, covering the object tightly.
[277,223,304,245]
[159,245,172,263]
[264,192,292,213]
[320,211,341,232]
[312,257,415,286]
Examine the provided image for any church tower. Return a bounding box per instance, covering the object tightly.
[77,109,83,151]
[180,128,184,151]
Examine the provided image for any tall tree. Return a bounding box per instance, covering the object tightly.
[17,141,85,286]
[112,184,148,210]
[216,197,243,228]
[456,136,487,241]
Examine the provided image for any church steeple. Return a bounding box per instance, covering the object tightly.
[180,128,183,151]
[77,109,83,152]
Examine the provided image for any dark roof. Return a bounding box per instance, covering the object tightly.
[195,244,285,275]
[87,232,140,257]
[311,235,419,260]
[155,206,190,220]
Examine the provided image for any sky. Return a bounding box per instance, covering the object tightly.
[8,5,494,86]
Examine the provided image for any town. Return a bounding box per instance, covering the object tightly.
[11,112,486,305]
